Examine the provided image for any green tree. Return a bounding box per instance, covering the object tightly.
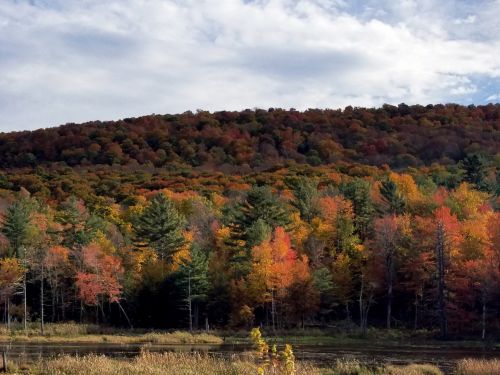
[134,193,186,262]
[462,154,487,191]
[224,186,292,277]
[288,177,319,222]
[379,179,406,215]
[1,199,31,257]
[227,186,292,246]
[56,197,103,248]
[340,178,374,240]
[176,245,210,331]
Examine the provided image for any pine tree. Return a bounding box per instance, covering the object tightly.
[288,177,319,222]
[228,185,292,246]
[340,178,374,240]
[176,245,210,330]
[56,197,103,248]
[134,193,186,262]
[380,179,406,215]
[1,199,31,257]
[462,154,487,191]
[225,186,291,278]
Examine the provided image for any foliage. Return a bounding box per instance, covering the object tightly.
[133,193,186,262]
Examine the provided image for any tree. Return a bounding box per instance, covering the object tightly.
[225,186,291,278]
[331,252,355,321]
[1,198,33,331]
[462,154,487,191]
[56,197,102,248]
[340,178,374,240]
[0,258,24,329]
[1,199,31,257]
[433,206,461,339]
[466,248,500,340]
[289,177,319,222]
[379,179,406,215]
[133,193,186,262]
[176,244,210,331]
[76,242,125,324]
[44,246,71,322]
[373,215,410,329]
[249,227,307,330]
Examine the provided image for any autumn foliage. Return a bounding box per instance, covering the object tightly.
[0,108,497,338]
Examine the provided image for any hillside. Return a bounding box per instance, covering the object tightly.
[0,104,498,338]
[1,104,499,171]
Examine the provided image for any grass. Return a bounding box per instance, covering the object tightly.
[221,327,499,348]
[2,352,498,374]
[455,358,500,375]
[5,353,448,375]
[0,324,497,349]
[0,323,223,345]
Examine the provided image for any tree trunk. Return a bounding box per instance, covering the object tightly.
[271,290,276,332]
[414,292,418,331]
[386,249,394,329]
[51,285,56,323]
[23,273,27,332]
[6,300,10,331]
[40,261,44,335]
[481,295,486,341]
[188,272,192,332]
[436,223,447,339]
[193,304,199,330]
[359,273,364,331]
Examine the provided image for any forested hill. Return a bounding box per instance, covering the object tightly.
[1,104,499,170]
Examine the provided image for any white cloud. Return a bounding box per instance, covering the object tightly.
[0,0,500,131]
[486,94,500,101]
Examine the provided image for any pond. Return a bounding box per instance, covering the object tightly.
[0,341,498,374]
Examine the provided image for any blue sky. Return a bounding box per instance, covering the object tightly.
[1,0,499,131]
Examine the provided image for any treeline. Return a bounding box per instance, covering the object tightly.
[0,167,498,339]
[1,104,499,170]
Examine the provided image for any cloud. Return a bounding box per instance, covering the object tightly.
[0,0,500,131]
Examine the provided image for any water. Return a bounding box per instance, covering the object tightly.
[0,341,497,374]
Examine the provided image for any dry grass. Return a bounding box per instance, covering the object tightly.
[0,323,223,344]
[3,354,452,375]
[455,358,500,375]
[18,352,323,375]
[385,363,443,375]
[327,359,443,375]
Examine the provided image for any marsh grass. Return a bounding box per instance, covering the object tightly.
[455,358,500,375]
[6,354,499,375]
[0,323,223,344]
[25,352,323,375]
[4,353,452,375]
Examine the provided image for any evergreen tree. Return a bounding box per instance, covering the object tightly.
[224,185,292,278]
[335,206,361,256]
[134,193,185,262]
[462,154,487,191]
[379,179,406,215]
[227,185,291,247]
[56,197,103,248]
[340,178,374,240]
[176,245,210,330]
[1,199,31,257]
[288,177,319,222]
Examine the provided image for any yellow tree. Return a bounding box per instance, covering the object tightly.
[250,227,310,330]
[0,258,24,329]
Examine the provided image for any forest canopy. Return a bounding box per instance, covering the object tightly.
[0,104,498,340]
[1,104,499,170]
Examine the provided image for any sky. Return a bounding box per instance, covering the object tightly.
[1,0,500,132]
